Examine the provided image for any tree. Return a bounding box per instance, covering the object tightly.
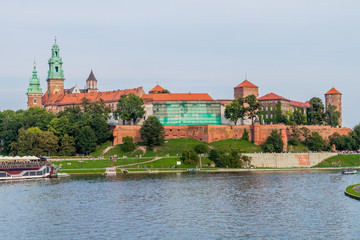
[263,130,284,153]
[325,104,340,127]
[122,136,137,152]
[288,124,301,145]
[140,116,165,148]
[48,116,72,140]
[90,115,112,144]
[293,108,306,125]
[225,97,246,125]
[245,94,261,124]
[13,128,42,156]
[59,134,76,156]
[114,93,145,125]
[241,128,249,141]
[181,149,199,165]
[308,97,324,125]
[194,144,208,154]
[208,149,220,162]
[307,132,325,151]
[38,131,59,156]
[76,126,97,155]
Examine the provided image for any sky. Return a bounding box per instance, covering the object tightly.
[0,0,359,127]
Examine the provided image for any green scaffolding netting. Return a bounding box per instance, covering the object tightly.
[153,101,221,125]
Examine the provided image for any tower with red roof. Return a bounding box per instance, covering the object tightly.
[234,80,259,99]
[325,87,342,126]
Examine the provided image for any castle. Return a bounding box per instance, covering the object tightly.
[27,40,343,127]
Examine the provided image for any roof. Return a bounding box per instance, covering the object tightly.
[325,87,341,95]
[258,93,289,101]
[43,87,144,106]
[290,100,310,108]
[86,70,97,82]
[234,80,258,88]
[142,93,213,101]
[149,84,165,93]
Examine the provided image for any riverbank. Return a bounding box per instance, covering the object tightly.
[344,184,360,200]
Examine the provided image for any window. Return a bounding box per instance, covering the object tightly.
[270,114,273,118]
[55,51,58,56]
[266,107,268,111]
[55,66,58,72]
[270,106,273,111]
[33,98,37,104]
[266,114,268,119]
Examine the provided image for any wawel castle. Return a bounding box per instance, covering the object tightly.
[27,40,343,126]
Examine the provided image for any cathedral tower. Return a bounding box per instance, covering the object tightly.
[47,38,65,96]
[234,80,259,99]
[27,61,43,108]
[86,70,98,93]
[325,87,342,126]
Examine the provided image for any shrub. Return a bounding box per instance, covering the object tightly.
[307,132,325,151]
[194,144,208,154]
[122,136,136,152]
[263,130,283,153]
[181,149,199,165]
[241,128,249,141]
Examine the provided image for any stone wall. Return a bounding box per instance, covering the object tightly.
[113,124,352,146]
[244,152,337,168]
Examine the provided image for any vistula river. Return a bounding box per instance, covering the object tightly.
[1,171,360,239]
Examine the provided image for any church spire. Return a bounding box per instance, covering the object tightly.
[27,61,42,94]
[47,38,64,79]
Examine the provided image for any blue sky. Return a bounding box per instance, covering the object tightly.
[0,0,359,127]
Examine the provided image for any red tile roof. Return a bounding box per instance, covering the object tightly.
[149,85,165,93]
[142,93,213,101]
[290,100,310,108]
[258,93,289,101]
[325,87,341,95]
[234,80,258,88]
[43,87,144,106]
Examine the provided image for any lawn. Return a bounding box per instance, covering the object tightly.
[53,158,155,169]
[287,143,310,153]
[314,154,360,167]
[90,141,113,157]
[209,139,262,153]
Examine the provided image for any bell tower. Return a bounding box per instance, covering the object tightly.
[86,70,98,93]
[27,61,43,108]
[47,37,65,96]
[325,87,342,126]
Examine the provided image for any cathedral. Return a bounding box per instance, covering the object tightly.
[26,39,145,113]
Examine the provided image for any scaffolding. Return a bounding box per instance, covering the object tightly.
[153,101,221,125]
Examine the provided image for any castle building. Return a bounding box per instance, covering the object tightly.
[325,87,342,126]
[234,80,259,98]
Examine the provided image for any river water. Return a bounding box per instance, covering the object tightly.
[1,171,359,239]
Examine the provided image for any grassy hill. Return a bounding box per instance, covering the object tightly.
[314,154,360,167]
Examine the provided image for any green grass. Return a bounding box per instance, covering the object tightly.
[53,158,155,169]
[134,157,196,169]
[59,169,105,174]
[345,184,360,197]
[90,141,112,157]
[209,139,262,153]
[287,143,310,153]
[144,138,205,157]
[314,154,360,168]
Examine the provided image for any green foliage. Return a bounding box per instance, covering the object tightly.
[315,154,360,168]
[59,134,76,156]
[293,108,306,125]
[114,93,145,125]
[48,116,71,139]
[140,116,165,148]
[245,94,261,124]
[241,128,249,141]
[306,132,325,151]
[122,136,137,152]
[263,130,284,153]
[76,126,97,155]
[208,149,249,168]
[308,97,325,125]
[273,101,288,124]
[181,149,199,165]
[288,124,301,145]
[329,133,358,151]
[325,104,340,127]
[194,144,208,154]
[225,97,246,125]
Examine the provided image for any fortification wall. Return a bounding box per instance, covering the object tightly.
[113,124,351,146]
[244,152,337,168]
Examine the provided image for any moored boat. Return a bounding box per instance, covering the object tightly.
[105,167,117,176]
[0,156,59,180]
[341,169,357,175]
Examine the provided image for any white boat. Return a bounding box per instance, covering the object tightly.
[341,169,357,175]
[105,167,117,176]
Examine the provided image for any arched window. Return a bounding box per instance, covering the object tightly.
[55,66,58,72]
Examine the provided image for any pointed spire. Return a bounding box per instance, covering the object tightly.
[86,70,97,82]
[28,62,42,94]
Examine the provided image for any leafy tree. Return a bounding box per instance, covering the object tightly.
[181,149,199,165]
[59,134,76,156]
[293,108,306,125]
[350,124,360,146]
[140,116,165,148]
[122,136,137,152]
[225,97,246,125]
[288,124,301,145]
[194,144,208,154]
[263,130,284,153]
[91,115,112,144]
[114,93,145,125]
[325,104,340,127]
[308,97,324,125]
[208,149,220,162]
[76,126,97,155]
[48,116,72,140]
[245,94,261,124]
[38,131,59,156]
[300,127,311,141]
[306,132,325,151]
[12,128,41,156]
[241,128,249,141]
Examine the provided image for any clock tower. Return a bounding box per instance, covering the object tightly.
[47,37,65,96]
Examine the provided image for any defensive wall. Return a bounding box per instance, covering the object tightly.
[244,152,337,168]
[113,124,351,147]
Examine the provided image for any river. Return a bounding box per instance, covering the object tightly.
[0,170,359,239]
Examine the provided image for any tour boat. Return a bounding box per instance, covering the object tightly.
[0,156,60,180]
[341,169,357,175]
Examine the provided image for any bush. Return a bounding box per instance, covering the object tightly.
[181,149,199,165]
[208,149,249,168]
[194,144,208,154]
[262,130,283,153]
[307,132,325,151]
[122,136,136,152]
[241,128,249,141]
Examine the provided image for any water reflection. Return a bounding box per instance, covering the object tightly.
[0,171,359,239]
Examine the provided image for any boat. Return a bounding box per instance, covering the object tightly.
[0,156,59,180]
[187,168,200,173]
[105,167,117,176]
[341,169,357,175]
